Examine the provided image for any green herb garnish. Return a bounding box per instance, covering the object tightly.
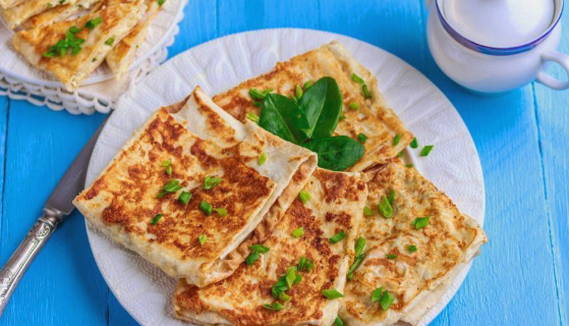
[334,317,345,326]
[43,26,85,57]
[262,302,283,311]
[150,213,163,225]
[405,163,414,168]
[178,191,192,205]
[246,112,260,123]
[297,256,314,272]
[393,134,401,146]
[246,244,269,265]
[295,84,303,99]
[378,196,393,218]
[420,145,434,157]
[161,160,172,176]
[371,287,395,310]
[407,245,418,253]
[104,37,115,46]
[203,176,222,190]
[157,0,166,5]
[198,234,207,245]
[347,237,367,280]
[303,80,314,89]
[410,137,418,148]
[298,190,311,204]
[413,217,430,229]
[199,201,213,215]
[157,179,182,198]
[329,231,346,244]
[291,227,304,238]
[351,73,365,84]
[363,206,374,216]
[387,189,395,205]
[215,207,228,216]
[354,237,366,257]
[386,254,397,260]
[85,17,103,30]
[249,88,272,100]
[357,133,368,144]
[349,102,360,110]
[322,289,344,300]
[258,152,268,165]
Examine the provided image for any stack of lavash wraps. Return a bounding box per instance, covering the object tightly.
[74,41,487,326]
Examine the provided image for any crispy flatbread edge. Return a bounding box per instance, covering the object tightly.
[0,0,23,10]
[172,171,367,325]
[168,87,318,287]
[73,108,198,279]
[324,41,414,170]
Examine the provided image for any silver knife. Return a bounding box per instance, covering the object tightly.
[0,117,108,316]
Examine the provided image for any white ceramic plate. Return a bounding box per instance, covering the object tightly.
[85,28,485,326]
[0,0,184,88]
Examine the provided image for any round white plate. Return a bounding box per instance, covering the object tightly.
[85,28,485,326]
[0,0,185,88]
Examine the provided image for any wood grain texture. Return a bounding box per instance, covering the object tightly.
[0,0,567,325]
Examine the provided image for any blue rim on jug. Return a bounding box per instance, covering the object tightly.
[435,0,564,56]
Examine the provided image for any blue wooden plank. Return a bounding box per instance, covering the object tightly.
[532,10,569,326]
[0,103,108,326]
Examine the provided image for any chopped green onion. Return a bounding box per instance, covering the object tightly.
[329,231,346,244]
[413,217,430,229]
[322,289,344,299]
[157,179,182,198]
[249,244,270,254]
[363,206,374,216]
[297,256,314,272]
[407,245,418,253]
[43,26,85,57]
[258,152,268,165]
[357,133,367,144]
[420,145,434,157]
[378,196,394,218]
[354,237,366,257]
[371,287,395,310]
[246,252,260,265]
[198,234,208,245]
[285,267,298,288]
[303,80,314,89]
[393,134,401,146]
[157,0,165,5]
[405,164,414,168]
[349,102,360,110]
[347,254,365,280]
[387,190,395,205]
[85,17,103,30]
[298,190,311,204]
[339,113,346,121]
[249,88,272,100]
[161,160,173,176]
[104,37,115,46]
[203,176,222,190]
[291,227,304,238]
[295,84,303,99]
[246,112,260,123]
[334,317,345,326]
[278,292,291,302]
[178,191,192,205]
[150,213,163,225]
[199,201,213,215]
[410,137,418,149]
[351,73,365,84]
[262,302,283,311]
[386,254,397,260]
[215,207,228,216]
[397,150,405,158]
[69,26,81,34]
[362,84,372,99]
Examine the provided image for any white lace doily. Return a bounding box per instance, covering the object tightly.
[0,0,187,114]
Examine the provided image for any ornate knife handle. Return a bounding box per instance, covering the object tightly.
[0,208,63,316]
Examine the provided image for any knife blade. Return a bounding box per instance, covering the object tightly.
[0,116,109,316]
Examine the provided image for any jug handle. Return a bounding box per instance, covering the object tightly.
[537,50,569,90]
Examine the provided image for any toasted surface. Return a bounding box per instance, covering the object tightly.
[213,41,413,171]
[74,108,277,281]
[0,0,22,10]
[340,160,487,326]
[11,0,146,90]
[169,87,318,286]
[105,0,161,77]
[174,168,368,326]
[1,0,79,28]
[21,0,100,29]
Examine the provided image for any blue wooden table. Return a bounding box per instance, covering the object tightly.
[0,1,568,325]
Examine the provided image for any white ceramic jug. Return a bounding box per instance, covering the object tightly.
[428,0,568,93]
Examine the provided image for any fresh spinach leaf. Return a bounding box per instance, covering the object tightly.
[304,136,364,171]
[259,94,307,144]
[298,77,342,139]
